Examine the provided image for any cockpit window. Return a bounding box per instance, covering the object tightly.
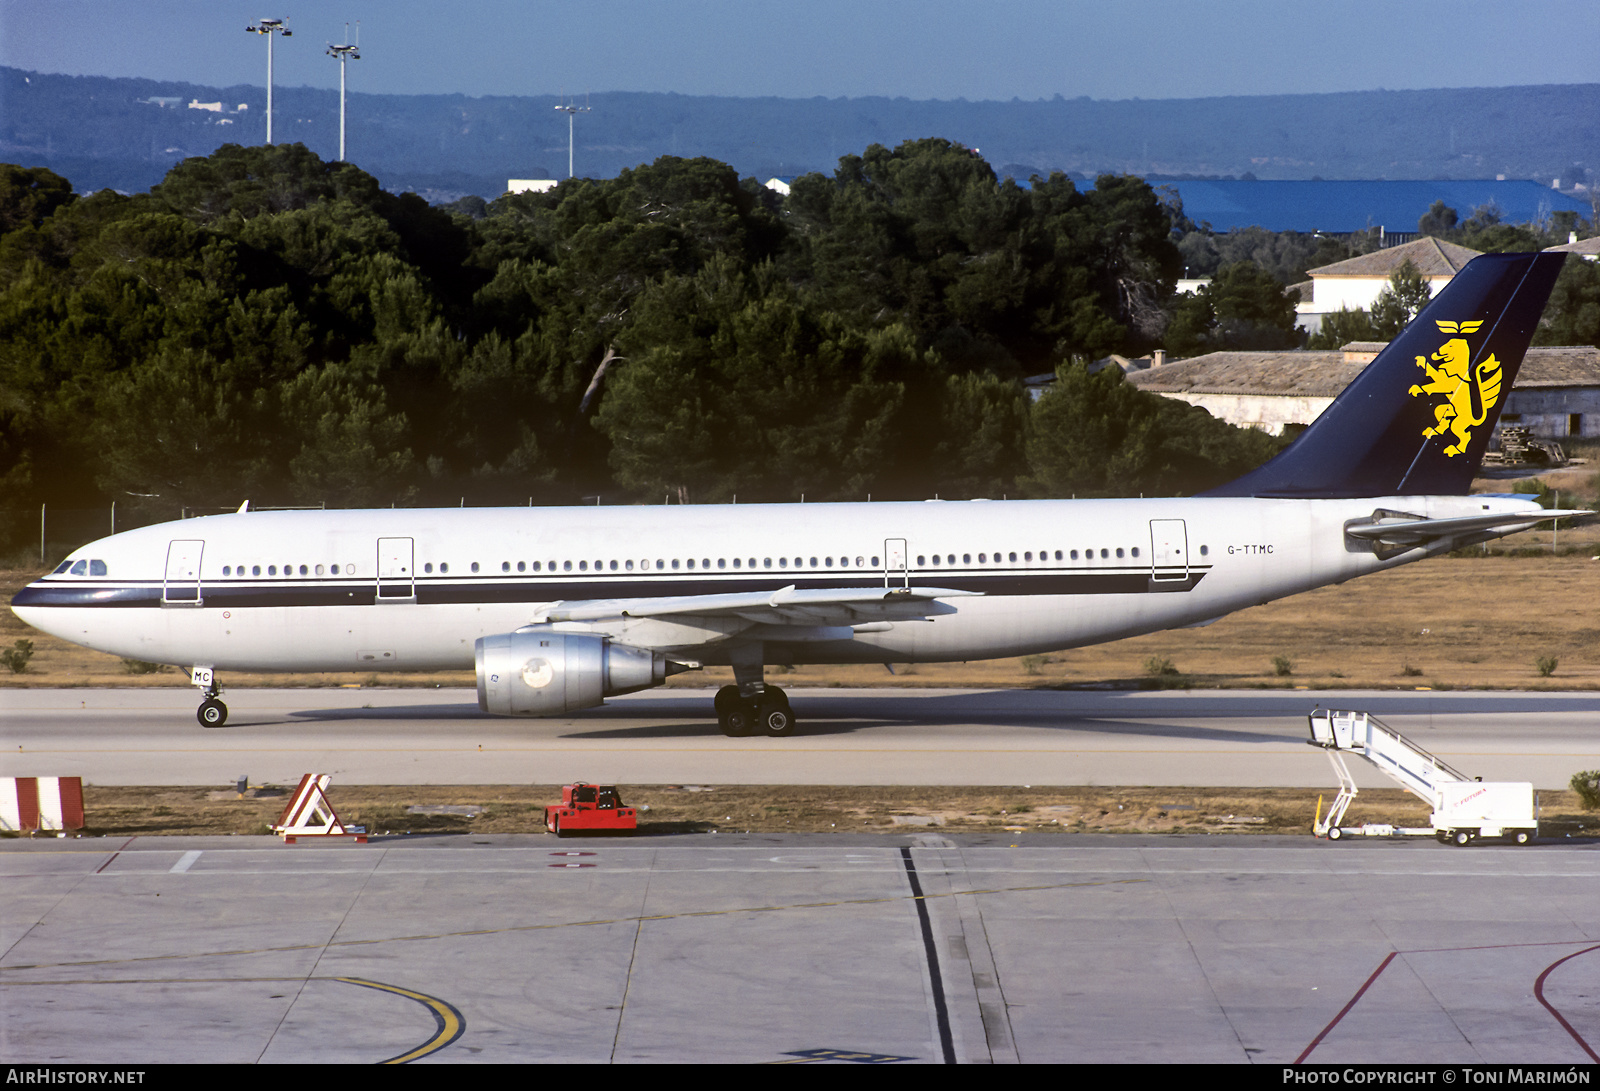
[53,560,72,574]
[89,560,107,576]
[69,560,87,576]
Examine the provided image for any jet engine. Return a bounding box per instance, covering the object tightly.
[475,629,681,716]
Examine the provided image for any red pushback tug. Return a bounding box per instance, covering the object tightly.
[545,783,637,836]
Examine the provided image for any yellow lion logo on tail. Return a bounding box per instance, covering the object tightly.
[1407,320,1501,457]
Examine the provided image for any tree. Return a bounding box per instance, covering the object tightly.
[1306,307,1380,350]
[1534,255,1600,346]
[1368,259,1433,339]
[1022,363,1283,497]
[1164,261,1302,355]
[596,256,916,503]
[0,165,76,235]
[1417,200,1458,237]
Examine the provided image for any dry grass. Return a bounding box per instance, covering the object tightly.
[10,783,1597,840]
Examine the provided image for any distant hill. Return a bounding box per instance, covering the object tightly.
[4,66,1599,202]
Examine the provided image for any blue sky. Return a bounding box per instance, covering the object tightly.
[3,1,1597,102]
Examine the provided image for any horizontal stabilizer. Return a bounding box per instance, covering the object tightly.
[1345,508,1592,547]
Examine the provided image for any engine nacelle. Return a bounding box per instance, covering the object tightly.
[475,629,671,716]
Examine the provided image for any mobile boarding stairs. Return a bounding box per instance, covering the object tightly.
[1307,709,1537,845]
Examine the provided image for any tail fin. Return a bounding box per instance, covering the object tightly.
[1202,252,1565,498]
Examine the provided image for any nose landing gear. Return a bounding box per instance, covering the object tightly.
[198,696,227,727]
[191,666,227,727]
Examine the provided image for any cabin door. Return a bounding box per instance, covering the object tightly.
[883,538,908,589]
[1148,519,1189,582]
[163,540,205,605]
[376,537,415,602]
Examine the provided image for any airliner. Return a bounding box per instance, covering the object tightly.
[11,252,1588,736]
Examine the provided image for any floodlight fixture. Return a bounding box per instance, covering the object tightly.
[246,17,292,144]
[554,95,591,179]
[327,23,361,161]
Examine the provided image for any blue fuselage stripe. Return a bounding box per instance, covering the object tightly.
[12,568,1210,609]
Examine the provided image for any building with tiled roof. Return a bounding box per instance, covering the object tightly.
[1543,234,1600,260]
[1295,238,1482,335]
[1124,343,1600,440]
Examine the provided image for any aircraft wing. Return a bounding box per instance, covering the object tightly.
[535,584,978,628]
[1345,509,1593,547]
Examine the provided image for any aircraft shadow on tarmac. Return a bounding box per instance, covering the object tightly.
[556,715,1294,744]
[275,687,1599,742]
[285,703,491,722]
[275,698,1288,744]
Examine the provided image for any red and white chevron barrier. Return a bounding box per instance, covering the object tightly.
[1,777,85,833]
[271,774,367,843]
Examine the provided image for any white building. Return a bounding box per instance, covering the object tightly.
[1295,237,1481,335]
[507,179,559,195]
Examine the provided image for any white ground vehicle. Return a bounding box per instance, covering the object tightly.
[1308,709,1537,846]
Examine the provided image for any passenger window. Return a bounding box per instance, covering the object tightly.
[687,559,695,569]
[1100,549,1108,558]
[750,558,758,569]
[1024,552,1032,561]
[502,561,511,572]
[223,566,232,576]
[331,564,340,575]
[625,560,634,571]
[315,564,325,575]
[518,561,526,572]
[856,556,865,567]
[672,559,680,570]
[808,557,817,567]
[916,556,926,566]
[268,565,277,575]
[764,558,773,568]
[718,559,727,569]
[826,557,834,567]
[425,563,433,573]
[871,556,879,566]
[1008,552,1017,563]
[702,558,710,569]
[779,557,788,568]
[963,554,971,564]
[579,561,588,571]
[439,563,448,574]
[1115,548,1124,558]
[1071,550,1079,560]
[978,553,987,563]
[931,555,940,565]
[252,565,262,576]
[1131,547,1140,558]
[471,562,480,573]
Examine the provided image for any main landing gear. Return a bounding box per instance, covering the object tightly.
[714,646,797,738]
[714,684,795,737]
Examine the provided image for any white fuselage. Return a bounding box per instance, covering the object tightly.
[10,493,1533,675]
